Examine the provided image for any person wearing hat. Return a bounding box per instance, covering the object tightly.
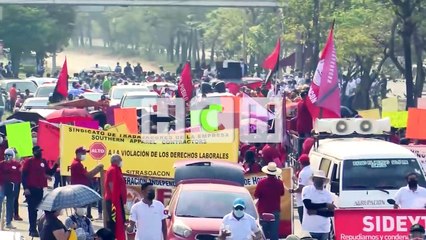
[22,146,59,237]
[410,224,425,240]
[254,162,284,240]
[2,148,22,229]
[302,170,335,240]
[218,198,261,240]
[71,146,104,220]
[289,154,313,224]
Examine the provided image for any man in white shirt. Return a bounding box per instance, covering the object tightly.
[394,172,426,209]
[302,170,335,240]
[218,198,262,240]
[127,182,167,240]
[289,154,313,224]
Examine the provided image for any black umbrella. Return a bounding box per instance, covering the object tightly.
[7,111,46,124]
[38,185,101,211]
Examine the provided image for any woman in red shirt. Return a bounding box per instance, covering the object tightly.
[3,148,22,228]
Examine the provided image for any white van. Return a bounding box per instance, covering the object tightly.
[309,118,426,209]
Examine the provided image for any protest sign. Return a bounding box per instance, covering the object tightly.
[358,109,380,119]
[114,108,138,134]
[382,111,408,128]
[106,124,129,133]
[382,98,399,112]
[122,168,293,237]
[37,120,60,167]
[6,122,33,157]
[404,145,426,172]
[60,125,238,178]
[75,120,99,130]
[334,209,426,240]
[406,108,426,140]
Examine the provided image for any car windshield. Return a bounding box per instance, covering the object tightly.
[7,82,37,93]
[122,97,157,108]
[23,99,49,107]
[35,86,55,97]
[175,190,257,219]
[112,88,147,99]
[342,159,426,191]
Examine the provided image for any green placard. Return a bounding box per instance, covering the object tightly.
[6,122,33,157]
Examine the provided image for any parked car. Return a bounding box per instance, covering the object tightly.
[109,85,149,106]
[166,161,268,240]
[27,77,57,87]
[20,97,50,110]
[34,80,81,98]
[120,92,158,109]
[0,80,38,95]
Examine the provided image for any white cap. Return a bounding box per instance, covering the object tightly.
[4,148,15,158]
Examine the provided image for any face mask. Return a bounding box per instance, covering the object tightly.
[408,179,418,188]
[32,138,37,145]
[233,209,244,218]
[118,161,123,168]
[5,155,13,161]
[75,208,86,216]
[147,190,155,200]
[34,152,42,159]
[314,180,324,189]
[0,136,3,145]
[80,155,86,161]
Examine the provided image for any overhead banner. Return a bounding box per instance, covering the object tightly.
[60,125,238,178]
[335,209,426,240]
[123,168,293,237]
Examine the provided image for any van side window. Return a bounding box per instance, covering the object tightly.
[319,158,332,175]
[331,163,340,181]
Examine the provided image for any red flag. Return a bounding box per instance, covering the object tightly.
[262,39,281,70]
[306,23,341,120]
[178,62,193,102]
[53,58,68,98]
[37,120,59,168]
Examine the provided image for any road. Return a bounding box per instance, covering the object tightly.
[1,182,304,239]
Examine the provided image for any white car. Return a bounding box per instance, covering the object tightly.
[109,85,149,106]
[34,80,81,98]
[82,92,103,102]
[144,82,177,91]
[27,77,57,86]
[20,97,50,110]
[120,92,158,109]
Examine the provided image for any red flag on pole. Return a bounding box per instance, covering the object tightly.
[306,22,341,120]
[178,62,193,103]
[109,166,126,240]
[263,39,281,86]
[53,58,68,97]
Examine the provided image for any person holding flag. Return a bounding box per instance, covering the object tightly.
[178,61,193,104]
[104,154,127,240]
[50,59,69,104]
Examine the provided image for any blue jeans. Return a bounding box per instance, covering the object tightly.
[0,188,5,218]
[310,232,329,240]
[260,211,280,240]
[6,183,19,224]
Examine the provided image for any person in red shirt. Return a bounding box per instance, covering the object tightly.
[22,146,58,237]
[302,137,315,155]
[3,148,21,229]
[104,154,127,238]
[151,84,161,96]
[70,146,103,220]
[261,142,282,167]
[12,148,23,221]
[243,150,261,174]
[9,83,17,111]
[295,91,313,137]
[254,162,284,240]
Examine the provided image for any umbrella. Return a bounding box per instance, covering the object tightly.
[46,108,92,123]
[7,111,46,123]
[53,98,104,109]
[0,119,23,135]
[38,185,101,211]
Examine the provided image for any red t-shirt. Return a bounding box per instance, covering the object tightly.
[22,157,49,189]
[244,163,262,174]
[296,100,313,135]
[254,176,284,214]
[262,144,281,165]
[3,160,21,183]
[9,87,17,100]
[0,161,5,185]
[104,165,127,201]
[70,159,90,186]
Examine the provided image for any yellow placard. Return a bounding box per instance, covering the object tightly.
[60,125,239,178]
[358,109,381,119]
[382,98,399,112]
[382,111,408,128]
[106,124,129,133]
